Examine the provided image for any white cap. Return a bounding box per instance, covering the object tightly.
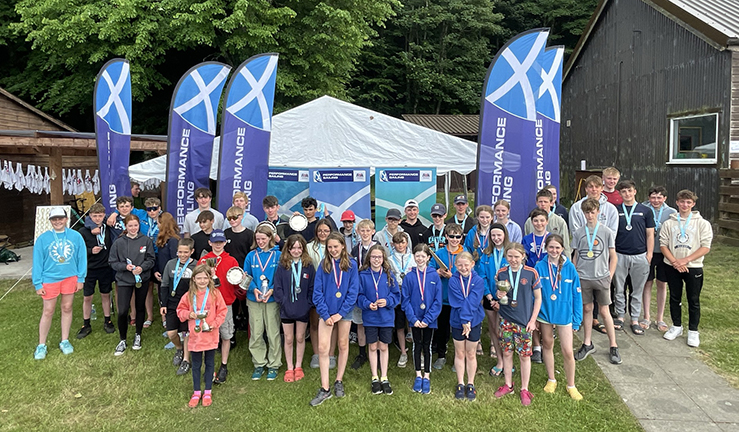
[49,207,67,219]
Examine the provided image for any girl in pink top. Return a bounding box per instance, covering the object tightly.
[177,264,227,407]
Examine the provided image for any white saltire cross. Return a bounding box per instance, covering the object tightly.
[96,62,131,135]
[174,66,230,135]
[227,55,279,131]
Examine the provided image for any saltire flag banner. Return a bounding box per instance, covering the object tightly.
[266,167,310,217]
[309,168,371,227]
[94,58,132,212]
[534,46,564,194]
[374,168,437,231]
[476,28,550,224]
[165,62,231,230]
[217,53,279,220]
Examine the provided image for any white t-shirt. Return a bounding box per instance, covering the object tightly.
[183,207,225,235]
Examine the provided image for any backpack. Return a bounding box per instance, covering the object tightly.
[0,247,20,264]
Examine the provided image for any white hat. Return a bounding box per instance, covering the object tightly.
[49,207,67,219]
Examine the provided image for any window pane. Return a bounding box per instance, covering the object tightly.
[672,114,717,160]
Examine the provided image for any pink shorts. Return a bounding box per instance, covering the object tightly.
[41,276,78,300]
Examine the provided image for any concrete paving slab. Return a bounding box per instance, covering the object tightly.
[610,381,712,422]
[687,392,739,423]
[641,419,723,432]
[665,357,735,389]
[0,246,32,280]
[595,356,674,385]
[718,422,739,432]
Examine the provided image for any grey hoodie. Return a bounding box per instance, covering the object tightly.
[108,232,156,285]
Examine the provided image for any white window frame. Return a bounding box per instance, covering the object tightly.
[667,112,719,165]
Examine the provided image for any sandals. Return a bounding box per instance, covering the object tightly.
[613,319,624,331]
[476,342,483,356]
[639,319,651,330]
[490,346,497,358]
[489,365,503,377]
[143,320,152,328]
[593,322,607,334]
[202,390,212,407]
[657,321,669,332]
[630,323,645,335]
[188,391,201,407]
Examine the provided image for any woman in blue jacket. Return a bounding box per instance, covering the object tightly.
[310,232,359,407]
[357,244,400,395]
[448,251,485,401]
[535,234,583,401]
[401,244,442,394]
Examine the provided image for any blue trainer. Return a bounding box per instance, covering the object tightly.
[34,344,47,360]
[413,377,423,393]
[59,340,74,355]
[422,378,431,394]
[266,368,278,381]
[251,366,265,380]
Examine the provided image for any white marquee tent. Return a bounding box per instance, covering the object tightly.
[129,95,477,188]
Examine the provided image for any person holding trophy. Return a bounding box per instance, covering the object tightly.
[177,264,227,407]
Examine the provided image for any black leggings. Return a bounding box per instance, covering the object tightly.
[191,350,216,391]
[433,305,451,358]
[117,284,146,340]
[412,327,434,373]
[666,266,703,331]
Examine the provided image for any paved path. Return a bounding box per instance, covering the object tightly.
[0,246,32,281]
[588,324,739,431]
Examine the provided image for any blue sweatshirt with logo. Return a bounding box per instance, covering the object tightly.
[401,266,443,328]
[312,258,359,321]
[448,270,485,328]
[32,228,87,290]
[357,268,400,327]
[244,246,281,303]
[535,257,583,330]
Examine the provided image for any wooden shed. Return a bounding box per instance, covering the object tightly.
[560,0,739,222]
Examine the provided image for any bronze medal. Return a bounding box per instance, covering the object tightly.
[59,257,65,263]
[135,282,142,288]
[510,300,518,308]
[194,325,201,333]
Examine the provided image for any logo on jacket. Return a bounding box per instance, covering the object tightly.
[521,278,528,285]
[49,241,74,264]
[139,246,147,253]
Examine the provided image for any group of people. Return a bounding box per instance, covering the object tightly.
[31,166,712,408]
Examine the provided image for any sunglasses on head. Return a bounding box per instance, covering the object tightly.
[146,206,159,212]
[447,234,462,239]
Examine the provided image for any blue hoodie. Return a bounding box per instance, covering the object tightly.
[448,270,485,329]
[401,266,443,328]
[312,258,359,321]
[32,228,87,290]
[478,247,509,296]
[244,246,281,303]
[357,268,399,327]
[535,257,583,330]
[463,225,489,273]
[429,245,463,305]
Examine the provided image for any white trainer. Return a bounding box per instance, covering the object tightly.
[663,325,683,341]
[687,330,700,347]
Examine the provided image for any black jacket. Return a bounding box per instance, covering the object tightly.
[108,232,156,286]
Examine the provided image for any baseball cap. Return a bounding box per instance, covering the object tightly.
[404,199,419,209]
[209,229,227,243]
[49,207,67,219]
[385,208,402,220]
[430,203,446,216]
[340,210,356,222]
[454,194,468,204]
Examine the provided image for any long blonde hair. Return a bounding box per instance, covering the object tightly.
[187,263,217,298]
[321,232,351,273]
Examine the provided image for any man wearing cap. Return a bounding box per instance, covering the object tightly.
[421,203,448,251]
[198,229,239,384]
[373,208,412,254]
[445,194,475,236]
[339,210,359,251]
[32,207,87,360]
[400,199,427,248]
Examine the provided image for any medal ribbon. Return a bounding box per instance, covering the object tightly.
[622,203,636,227]
[393,254,411,275]
[459,274,472,298]
[416,268,426,302]
[172,258,192,296]
[585,222,600,255]
[493,248,504,273]
[96,225,106,246]
[455,214,467,228]
[677,212,693,240]
[432,225,444,250]
[534,232,549,259]
[193,287,210,328]
[291,260,302,302]
[507,266,522,302]
[548,261,561,295]
[371,268,383,300]
[255,250,275,275]
[651,205,665,230]
[126,258,142,285]
[332,259,343,295]
[147,216,158,238]
[476,229,489,250]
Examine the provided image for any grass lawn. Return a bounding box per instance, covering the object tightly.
[0,279,640,432]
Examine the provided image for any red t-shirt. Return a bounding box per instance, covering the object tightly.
[603,189,623,205]
[199,251,239,305]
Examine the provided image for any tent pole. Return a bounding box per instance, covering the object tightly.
[444,173,451,212]
[462,174,468,209]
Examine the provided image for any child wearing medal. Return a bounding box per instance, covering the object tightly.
[522,208,550,268]
[479,223,509,371]
[357,245,400,395]
[448,252,485,401]
[310,232,359,406]
[535,235,583,400]
[389,232,412,368]
[159,237,197,375]
[244,224,283,381]
[494,243,541,406]
[493,200,522,243]
[349,218,376,370]
[463,205,493,272]
[273,235,315,382]
[401,244,442,393]
[176,264,227,407]
[307,219,338,370]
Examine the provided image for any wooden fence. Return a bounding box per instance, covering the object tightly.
[718,169,739,246]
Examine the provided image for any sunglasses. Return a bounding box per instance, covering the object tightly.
[227,215,241,221]
[431,214,444,218]
[447,234,462,239]
[146,206,159,212]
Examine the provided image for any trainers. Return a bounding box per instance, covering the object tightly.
[663,325,683,341]
[609,347,622,364]
[574,343,596,361]
[543,380,557,393]
[34,344,47,360]
[494,383,515,398]
[413,377,423,393]
[397,353,408,368]
[114,340,127,356]
[520,389,534,406]
[687,330,700,347]
[351,354,367,370]
[381,380,393,395]
[104,321,115,334]
[433,357,446,370]
[455,384,465,400]
[266,368,278,380]
[215,364,228,384]
[310,354,320,369]
[76,325,92,339]
[451,364,456,373]
[372,379,383,394]
[173,349,184,366]
[176,360,191,376]
[251,367,265,380]
[310,388,332,407]
[567,386,583,401]
[406,332,413,342]
[349,331,358,344]
[329,356,337,369]
[531,350,543,364]
[132,334,142,350]
[334,380,345,397]
[421,378,431,394]
[59,340,74,355]
[466,384,476,401]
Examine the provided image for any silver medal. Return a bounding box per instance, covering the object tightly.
[625,225,632,231]
[420,303,426,310]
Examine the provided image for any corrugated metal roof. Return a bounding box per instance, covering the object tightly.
[401,114,479,136]
[669,0,739,40]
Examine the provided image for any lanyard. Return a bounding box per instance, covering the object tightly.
[547,261,560,294]
[172,258,192,296]
[455,214,467,227]
[651,205,665,230]
[392,253,411,275]
[677,213,693,241]
[432,225,445,250]
[256,250,275,274]
[147,216,158,238]
[476,228,489,250]
[126,258,142,285]
[585,222,600,253]
[449,250,457,272]
[96,225,106,246]
[534,232,548,259]
[332,259,343,292]
[493,247,504,272]
[383,230,392,250]
[193,288,210,328]
[371,268,383,300]
[459,274,472,298]
[291,260,302,302]
[52,229,66,245]
[622,203,636,228]
[416,268,426,302]
[507,266,522,301]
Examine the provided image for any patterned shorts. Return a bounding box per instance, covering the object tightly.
[500,318,532,357]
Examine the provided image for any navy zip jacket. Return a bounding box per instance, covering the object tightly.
[273,261,315,321]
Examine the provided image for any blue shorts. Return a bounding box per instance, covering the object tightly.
[364,326,393,344]
[451,324,482,342]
